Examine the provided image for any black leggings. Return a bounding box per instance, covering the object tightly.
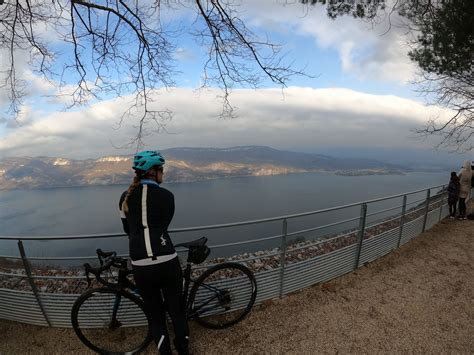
[458,197,467,217]
[133,257,189,355]
[449,202,457,217]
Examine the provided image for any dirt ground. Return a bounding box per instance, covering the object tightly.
[1,205,473,354]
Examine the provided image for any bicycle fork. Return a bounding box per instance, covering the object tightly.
[183,263,192,308]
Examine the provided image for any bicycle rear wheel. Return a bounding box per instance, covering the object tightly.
[188,262,257,329]
[71,288,151,354]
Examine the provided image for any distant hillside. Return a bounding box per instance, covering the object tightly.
[0,146,409,190]
[163,146,407,170]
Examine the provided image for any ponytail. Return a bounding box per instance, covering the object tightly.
[122,174,141,214]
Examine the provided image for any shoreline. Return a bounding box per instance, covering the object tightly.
[1,169,434,191]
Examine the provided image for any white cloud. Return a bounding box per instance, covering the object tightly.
[240,0,416,83]
[0,87,451,159]
[174,47,196,61]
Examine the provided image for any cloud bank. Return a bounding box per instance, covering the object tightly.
[0,87,450,159]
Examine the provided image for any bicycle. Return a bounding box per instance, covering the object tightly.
[71,237,257,354]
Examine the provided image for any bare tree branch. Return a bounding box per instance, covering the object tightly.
[1,0,307,148]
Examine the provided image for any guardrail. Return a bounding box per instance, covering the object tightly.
[0,184,457,327]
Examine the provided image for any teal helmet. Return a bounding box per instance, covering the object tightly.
[132,150,165,172]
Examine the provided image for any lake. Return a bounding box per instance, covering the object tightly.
[0,172,448,263]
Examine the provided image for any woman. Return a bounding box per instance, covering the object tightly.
[457,160,472,220]
[119,150,189,355]
[447,171,460,218]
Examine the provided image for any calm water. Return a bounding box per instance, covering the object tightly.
[0,172,447,263]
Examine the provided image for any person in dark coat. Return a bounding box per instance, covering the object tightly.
[447,171,460,218]
[119,150,189,355]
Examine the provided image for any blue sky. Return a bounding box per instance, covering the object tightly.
[0,0,470,164]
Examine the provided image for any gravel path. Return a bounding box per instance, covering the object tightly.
[1,205,473,354]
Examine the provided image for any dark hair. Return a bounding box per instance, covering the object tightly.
[450,171,460,184]
[121,171,144,213]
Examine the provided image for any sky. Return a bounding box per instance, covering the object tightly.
[0,0,471,165]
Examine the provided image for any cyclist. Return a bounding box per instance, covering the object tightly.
[119,150,189,355]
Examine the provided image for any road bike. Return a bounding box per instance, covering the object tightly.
[71,237,257,354]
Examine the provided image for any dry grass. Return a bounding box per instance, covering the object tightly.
[1,204,473,354]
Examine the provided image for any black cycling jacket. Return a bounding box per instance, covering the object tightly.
[119,181,176,261]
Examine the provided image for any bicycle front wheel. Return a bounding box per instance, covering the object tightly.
[188,262,257,329]
[71,288,151,354]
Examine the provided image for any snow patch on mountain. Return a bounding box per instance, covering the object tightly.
[96,156,130,163]
[53,159,70,166]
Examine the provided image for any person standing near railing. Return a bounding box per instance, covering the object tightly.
[457,160,472,220]
[447,172,460,219]
[119,150,189,355]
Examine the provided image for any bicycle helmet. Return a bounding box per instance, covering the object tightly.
[132,150,165,172]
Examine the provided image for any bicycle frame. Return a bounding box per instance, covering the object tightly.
[115,259,200,319]
[109,258,230,322]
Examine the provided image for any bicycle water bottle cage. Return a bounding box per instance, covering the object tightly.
[188,245,210,264]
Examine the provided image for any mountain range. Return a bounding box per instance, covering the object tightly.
[0,146,409,190]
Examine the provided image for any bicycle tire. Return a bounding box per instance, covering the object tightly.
[188,262,257,329]
[71,287,151,354]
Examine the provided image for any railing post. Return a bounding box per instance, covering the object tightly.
[438,185,445,222]
[354,203,367,269]
[279,218,288,298]
[422,189,431,232]
[397,195,407,248]
[18,240,51,326]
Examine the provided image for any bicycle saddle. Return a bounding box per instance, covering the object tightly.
[175,236,208,248]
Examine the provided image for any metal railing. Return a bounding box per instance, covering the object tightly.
[0,184,460,328]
